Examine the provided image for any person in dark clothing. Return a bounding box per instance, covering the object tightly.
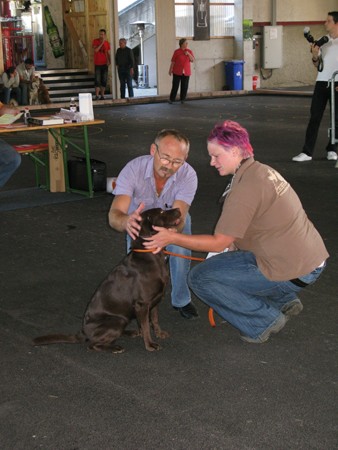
[115,38,135,99]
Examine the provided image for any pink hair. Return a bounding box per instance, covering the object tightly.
[207,120,254,158]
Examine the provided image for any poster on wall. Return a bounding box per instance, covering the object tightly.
[194,0,210,41]
[43,0,65,68]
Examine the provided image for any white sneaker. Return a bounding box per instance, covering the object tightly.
[292,152,312,162]
[327,151,338,161]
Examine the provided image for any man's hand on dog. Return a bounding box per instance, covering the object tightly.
[125,202,144,239]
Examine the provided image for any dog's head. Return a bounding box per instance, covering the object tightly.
[132,207,181,249]
[30,77,40,92]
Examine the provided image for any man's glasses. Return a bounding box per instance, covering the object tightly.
[155,144,185,168]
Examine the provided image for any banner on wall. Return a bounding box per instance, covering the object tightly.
[193,0,210,41]
[43,0,65,67]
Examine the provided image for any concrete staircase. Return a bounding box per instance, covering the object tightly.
[37,69,95,103]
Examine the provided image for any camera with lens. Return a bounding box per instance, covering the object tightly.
[303,27,329,47]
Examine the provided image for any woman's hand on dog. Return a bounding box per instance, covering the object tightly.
[143,226,177,253]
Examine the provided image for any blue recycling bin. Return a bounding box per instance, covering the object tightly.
[224,60,244,90]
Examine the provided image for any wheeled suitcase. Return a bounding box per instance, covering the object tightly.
[67,158,107,191]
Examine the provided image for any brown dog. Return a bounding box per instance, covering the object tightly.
[38,79,51,105]
[33,207,181,353]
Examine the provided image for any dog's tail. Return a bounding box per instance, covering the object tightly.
[33,331,86,346]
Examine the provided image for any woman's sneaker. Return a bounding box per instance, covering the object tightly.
[281,299,303,317]
[240,314,287,344]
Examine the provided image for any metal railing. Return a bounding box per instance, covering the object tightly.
[328,70,338,168]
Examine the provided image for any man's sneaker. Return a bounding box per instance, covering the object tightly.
[327,151,338,161]
[240,314,287,344]
[174,302,199,319]
[281,298,303,317]
[292,152,312,162]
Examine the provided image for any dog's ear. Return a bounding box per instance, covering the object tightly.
[139,215,154,236]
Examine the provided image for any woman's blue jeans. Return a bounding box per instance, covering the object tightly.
[126,214,192,308]
[0,139,21,187]
[2,87,22,105]
[188,250,326,339]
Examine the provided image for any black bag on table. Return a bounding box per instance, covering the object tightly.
[67,158,107,191]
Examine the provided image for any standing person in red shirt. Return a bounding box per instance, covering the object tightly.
[92,29,111,100]
[168,38,195,104]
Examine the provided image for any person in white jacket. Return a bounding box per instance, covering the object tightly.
[292,11,338,162]
[1,66,21,105]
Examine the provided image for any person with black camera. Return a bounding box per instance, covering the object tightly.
[293,11,338,162]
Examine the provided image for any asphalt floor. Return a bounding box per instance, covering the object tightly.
[0,93,337,450]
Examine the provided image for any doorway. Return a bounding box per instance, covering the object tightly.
[117,0,157,97]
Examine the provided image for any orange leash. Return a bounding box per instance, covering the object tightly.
[132,248,205,261]
[132,248,216,327]
[163,249,205,262]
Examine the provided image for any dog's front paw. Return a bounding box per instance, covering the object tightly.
[145,341,161,351]
[155,329,170,339]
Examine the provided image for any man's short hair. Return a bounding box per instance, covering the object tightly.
[99,29,106,34]
[154,129,190,152]
[24,58,34,65]
[328,11,338,23]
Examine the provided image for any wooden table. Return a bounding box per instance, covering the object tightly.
[0,119,105,198]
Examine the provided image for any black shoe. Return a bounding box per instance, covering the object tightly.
[174,302,199,319]
[100,96,105,100]
[168,100,173,104]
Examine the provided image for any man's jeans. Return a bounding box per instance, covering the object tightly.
[188,250,326,339]
[0,139,21,188]
[94,65,108,88]
[126,214,192,308]
[19,83,29,106]
[169,74,190,102]
[118,68,134,98]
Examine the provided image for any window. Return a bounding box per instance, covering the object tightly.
[175,1,234,37]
